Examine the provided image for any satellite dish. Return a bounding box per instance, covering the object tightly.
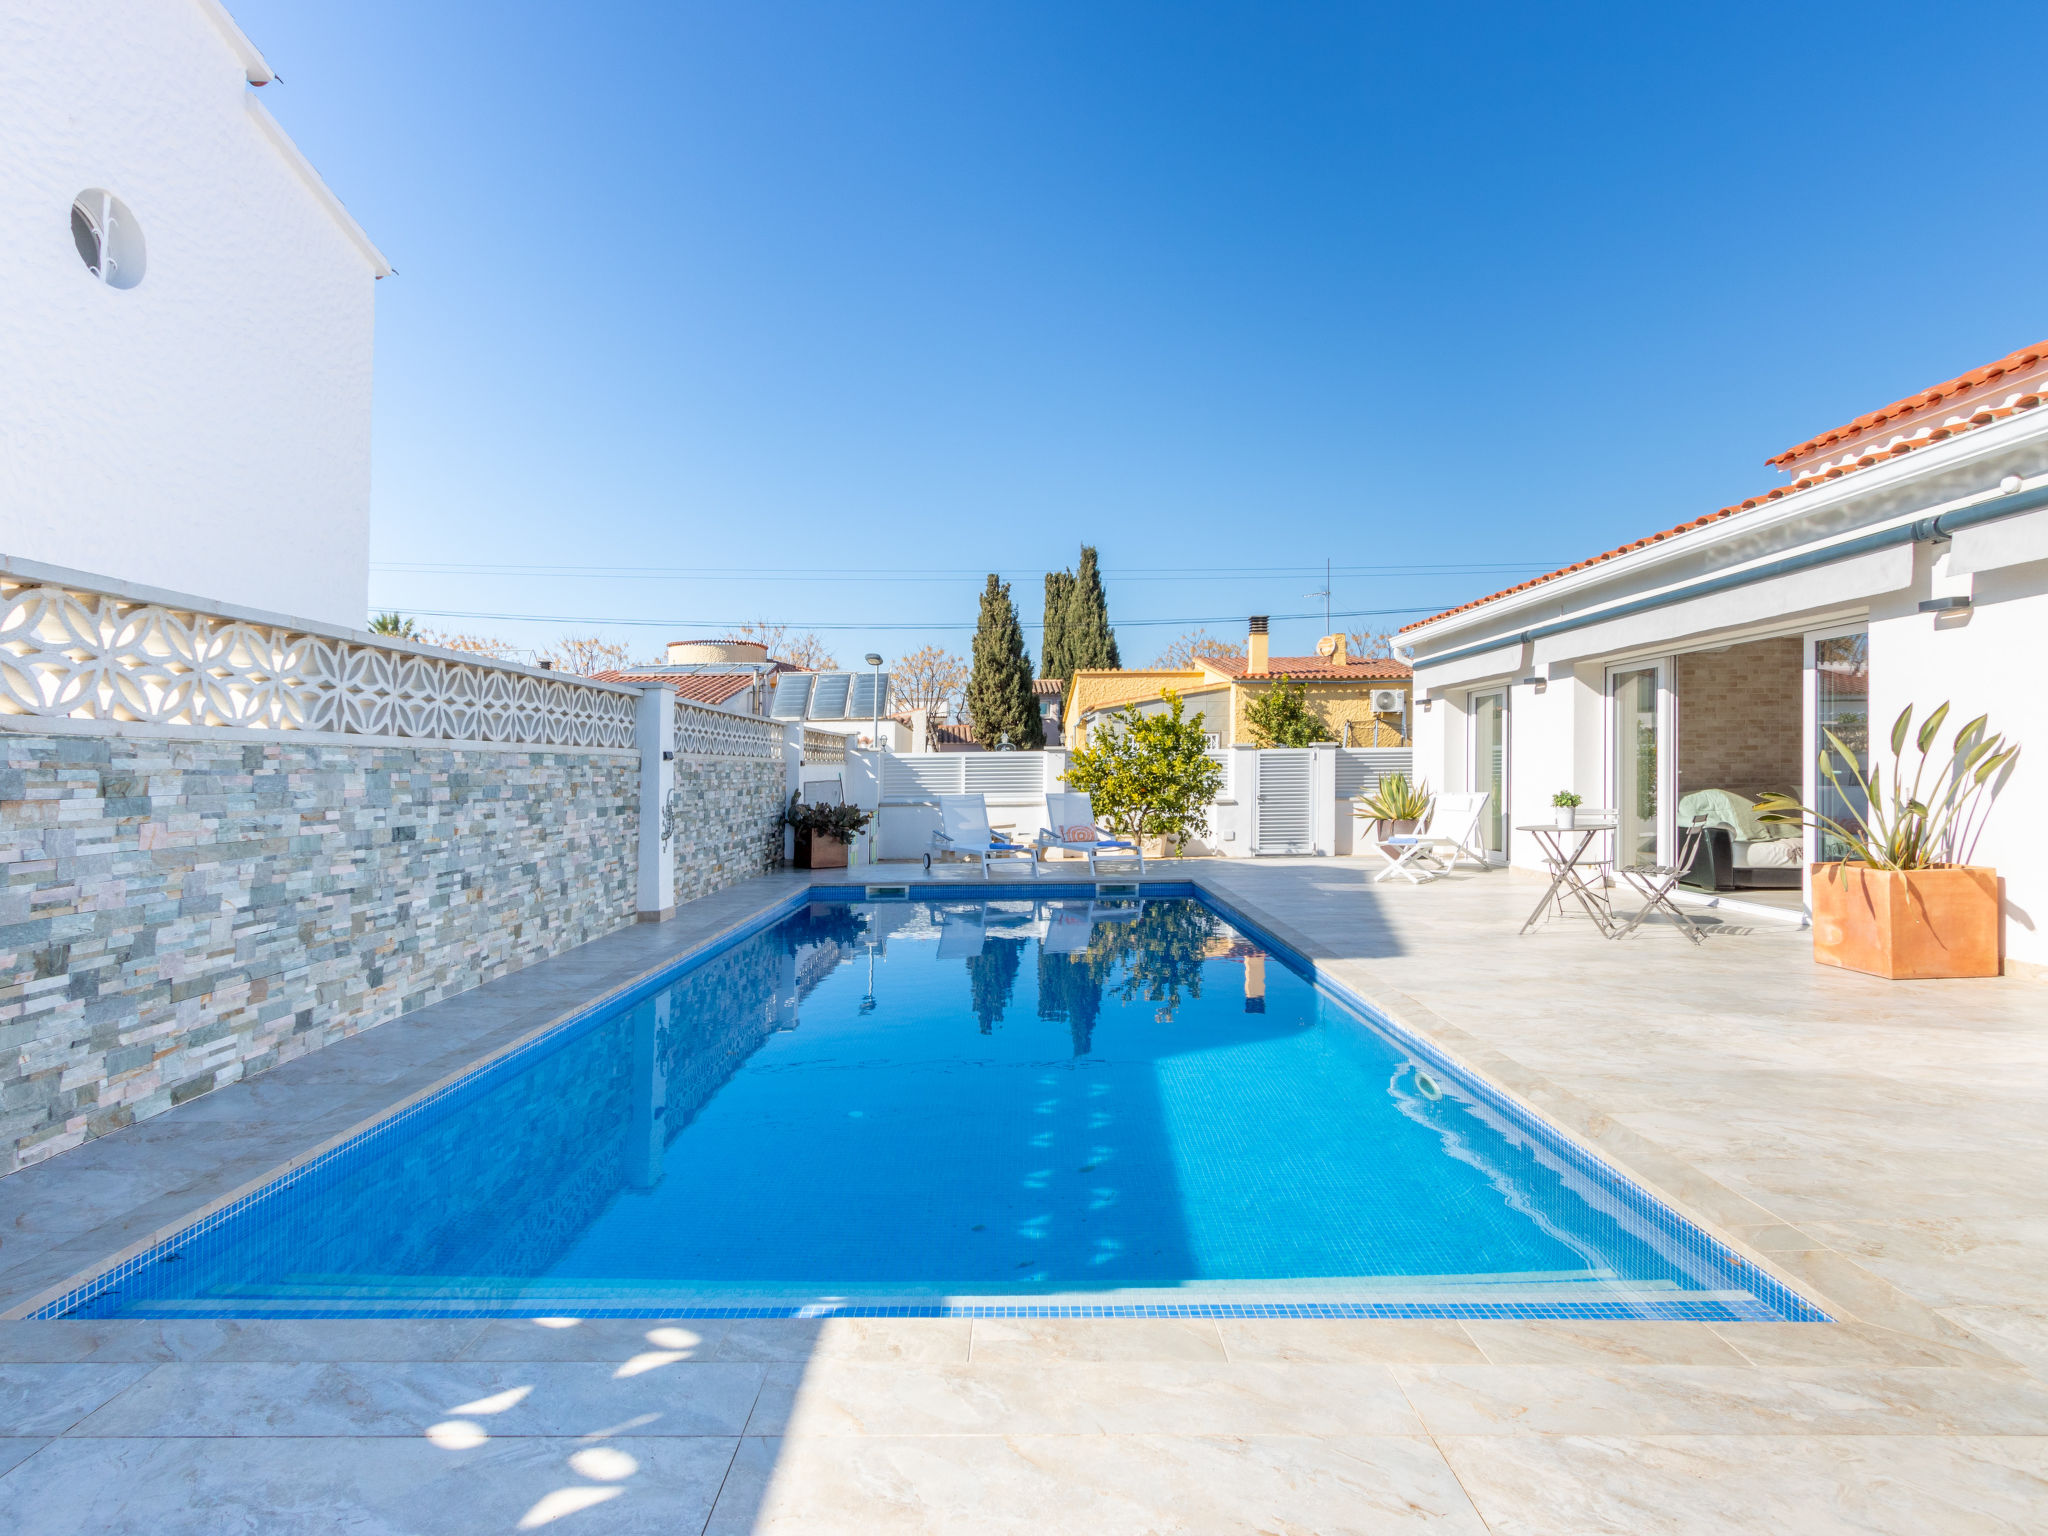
[1315,635,1339,658]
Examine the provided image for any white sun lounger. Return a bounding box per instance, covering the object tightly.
[925,794,1038,878]
[1036,792,1144,875]
[1371,791,1491,883]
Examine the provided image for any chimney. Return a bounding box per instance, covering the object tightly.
[1247,616,1269,676]
[1320,633,1348,665]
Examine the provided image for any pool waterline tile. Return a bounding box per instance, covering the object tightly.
[26,883,1830,1327]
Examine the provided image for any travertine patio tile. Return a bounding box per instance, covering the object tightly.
[719,1317,971,1363]
[748,1361,1424,1438]
[0,1434,738,1535]
[1938,1308,2048,1379]
[1435,1433,2048,1535]
[460,1317,726,1363]
[0,1319,490,1364]
[1216,1319,1484,1364]
[1462,1321,1751,1367]
[1713,1321,2016,1370]
[706,1432,1486,1535]
[1392,1364,2048,1437]
[0,1439,50,1477]
[969,1318,1225,1363]
[69,1360,765,1438]
[0,1363,154,1436]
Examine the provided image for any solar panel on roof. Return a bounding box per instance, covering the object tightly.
[769,674,813,720]
[808,673,853,718]
[847,673,890,719]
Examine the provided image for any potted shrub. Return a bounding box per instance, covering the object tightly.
[1552,790,1583,830]
[784,794,873,871]
[1757,703,2019,980]
[1355,772,1434,842]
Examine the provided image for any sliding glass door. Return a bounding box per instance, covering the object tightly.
[1608,664,1668,869]
[1470,689,1507,860]
[1806,629,1870,865]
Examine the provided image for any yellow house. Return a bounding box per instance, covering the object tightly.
[1067,618,1413,748]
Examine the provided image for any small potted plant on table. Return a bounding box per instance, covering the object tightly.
[1552,790,1583,830]
[1757,702,2019,980]
[784,794,874,870]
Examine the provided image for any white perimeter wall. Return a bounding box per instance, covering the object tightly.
[0,0,380,628]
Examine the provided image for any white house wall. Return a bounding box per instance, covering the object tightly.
[1404,395,2048,972]
[1530,544,1913,668]
[0,0,381,628]
[1867,548,2047,968]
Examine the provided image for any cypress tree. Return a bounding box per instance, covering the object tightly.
[966,574,1043,749]
[1040,569,1075,684]
[1064,545,1121,672]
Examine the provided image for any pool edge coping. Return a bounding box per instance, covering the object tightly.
[6,868,1877,1328]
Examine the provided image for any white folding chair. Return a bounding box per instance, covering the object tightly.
[1369,792,1492,884]
[926,794,1038,878]
[1036,791,1145,874]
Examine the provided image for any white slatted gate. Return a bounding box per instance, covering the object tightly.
[1252,749,1315,854]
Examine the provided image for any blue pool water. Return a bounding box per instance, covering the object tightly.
[51,891,1821,1321]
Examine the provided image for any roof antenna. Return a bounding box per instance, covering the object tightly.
[1304,558,1331,634]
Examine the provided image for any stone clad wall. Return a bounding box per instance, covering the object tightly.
[672,754,787,905]
[0,730,785,1173]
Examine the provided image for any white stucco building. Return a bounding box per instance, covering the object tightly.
[1403,338,2048,971]
[1,0,388,628]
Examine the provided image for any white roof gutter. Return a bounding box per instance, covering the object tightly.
[244,93,394,278]
[193,0,275,85]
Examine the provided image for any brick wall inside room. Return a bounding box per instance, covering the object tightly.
[0,732,787,1173]
[1675,638,1805,803]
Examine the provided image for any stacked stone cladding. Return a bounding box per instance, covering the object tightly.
[671,753,785,905]
[0,730,785,1172]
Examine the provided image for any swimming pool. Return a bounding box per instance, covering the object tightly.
[41,889,1822,1321]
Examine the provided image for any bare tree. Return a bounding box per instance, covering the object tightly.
[1344,627,1399,661]
[1151,629,1246,669]
[728,621,837,671]
[892,644,969,715]
[549,635,635,676]
[418,628,526,662]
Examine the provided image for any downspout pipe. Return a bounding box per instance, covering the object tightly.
[1409,478,2048,672]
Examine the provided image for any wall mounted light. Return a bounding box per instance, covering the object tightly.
[1917,596,1972,614]
[1518,675,1547,694]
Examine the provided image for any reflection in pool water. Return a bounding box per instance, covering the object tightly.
[61,895,1821,1321]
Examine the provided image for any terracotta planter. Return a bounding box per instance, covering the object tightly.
[1810,863,2000,979]
[794,829,849,870]
[1375,818,1420,842]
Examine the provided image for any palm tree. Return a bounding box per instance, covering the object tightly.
[369,612,418,639]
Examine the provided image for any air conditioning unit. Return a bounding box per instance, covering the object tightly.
[1371,689,1405,714]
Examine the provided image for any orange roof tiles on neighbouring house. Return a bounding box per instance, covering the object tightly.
[1401,337,2048,635]
[587,670,759,707]
[1196,655,1412,680]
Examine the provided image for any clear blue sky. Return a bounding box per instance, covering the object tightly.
[233,0,2048,667]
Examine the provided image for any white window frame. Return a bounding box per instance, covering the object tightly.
[1466,686,1510,864]
[1802,623,1869,892]
[1603,658,1674,869]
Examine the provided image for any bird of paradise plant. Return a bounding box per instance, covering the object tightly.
[1756,702,2020,871]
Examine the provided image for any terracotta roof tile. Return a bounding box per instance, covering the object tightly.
[1769,337,2048,467]
[1032,678,1066,695]
[1402,339,2048,636]
[1198,655,1412,680]
[588,670,759,706]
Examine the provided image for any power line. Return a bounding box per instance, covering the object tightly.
[370,560,1560,583]
[395,604,1449,632]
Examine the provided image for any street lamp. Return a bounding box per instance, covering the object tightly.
[865,653,883,750]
